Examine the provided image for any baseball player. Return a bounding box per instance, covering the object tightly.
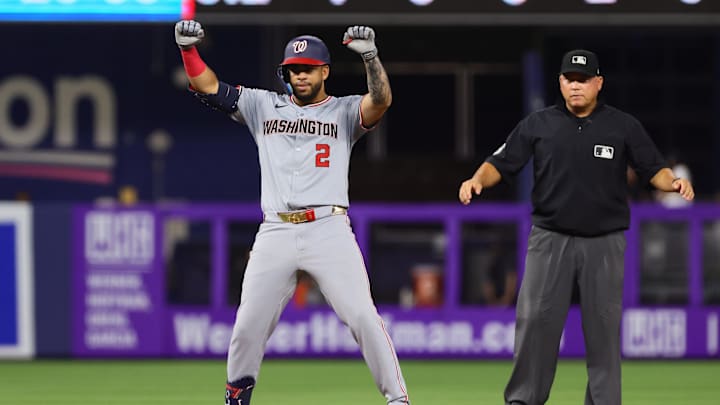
[174,20,410,405]
[459,49,694,405]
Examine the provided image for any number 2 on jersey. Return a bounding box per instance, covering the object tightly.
[315,144,330,167]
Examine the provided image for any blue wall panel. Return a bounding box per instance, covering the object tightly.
[0,224,17,345]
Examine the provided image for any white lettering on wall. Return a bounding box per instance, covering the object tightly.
[0,76,50,148]
[55,76,116,148]
[85,330,137,349]
[85,211,154,265]
[170,312,519,355]
[0,75,116,150]
[174,314,233,354]
[308,313,356,352]
[623,309,686,357]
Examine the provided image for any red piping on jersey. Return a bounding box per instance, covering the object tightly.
[358,102,376,131]
[290,95,333,107]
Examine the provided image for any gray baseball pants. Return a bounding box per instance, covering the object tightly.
[504,226,625,405]
[226,214,409,404]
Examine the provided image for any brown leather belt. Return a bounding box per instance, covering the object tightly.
[267,205,347,224]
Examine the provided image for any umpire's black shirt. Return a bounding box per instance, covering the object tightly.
[487,100,668,237]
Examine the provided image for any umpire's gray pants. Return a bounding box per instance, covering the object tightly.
[504,226,625,405]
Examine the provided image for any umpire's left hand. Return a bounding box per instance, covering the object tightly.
[672,178,695,201]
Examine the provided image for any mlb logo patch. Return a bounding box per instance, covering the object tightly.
[572,55,587,65]
[594,145,614,160]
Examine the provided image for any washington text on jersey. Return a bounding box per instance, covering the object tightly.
[263,118,338,138]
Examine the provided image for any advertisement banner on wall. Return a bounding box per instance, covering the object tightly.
[67,205,720,359]
[0,202,34,359]
[72,206,165,356]
[166,306,720,359]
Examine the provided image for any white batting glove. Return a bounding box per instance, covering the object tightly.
[342,26,378,61]
[175,20,205,49]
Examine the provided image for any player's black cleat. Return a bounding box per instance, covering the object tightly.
[225,376,255,405]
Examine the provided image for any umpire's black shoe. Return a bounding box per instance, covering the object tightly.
[225,376,255,405]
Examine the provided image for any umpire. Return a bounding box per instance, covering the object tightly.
[459,49,694,405]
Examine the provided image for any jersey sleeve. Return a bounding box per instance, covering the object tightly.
[624,114,669,184]
[230,87,274,139]
[485,116,534,181]
[342,95,369,144]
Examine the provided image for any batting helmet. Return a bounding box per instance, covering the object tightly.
[280,35,331,66]
[277,35,331,93]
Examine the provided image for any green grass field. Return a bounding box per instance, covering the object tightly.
[0,359,717,404]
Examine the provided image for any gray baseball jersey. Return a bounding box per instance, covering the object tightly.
[222,87,410,404]
[232,88,365,212]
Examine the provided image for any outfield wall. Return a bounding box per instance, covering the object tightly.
[4,202,718,359]
[57,203,720,359]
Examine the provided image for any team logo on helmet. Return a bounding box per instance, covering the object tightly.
[293,40,308,54]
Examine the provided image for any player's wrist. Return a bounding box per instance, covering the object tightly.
[360,48,378,62]
[180,46,207,78]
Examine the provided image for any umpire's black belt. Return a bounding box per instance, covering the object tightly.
[264,205,347,224]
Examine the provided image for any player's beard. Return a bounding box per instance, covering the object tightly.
[292,81,323,104]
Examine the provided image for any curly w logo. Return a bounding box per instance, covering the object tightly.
[293,40,308,53]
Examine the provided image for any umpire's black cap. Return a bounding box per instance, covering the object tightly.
[560,49,600,77]
[281,35,331,66]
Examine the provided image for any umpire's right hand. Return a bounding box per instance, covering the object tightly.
[175,20,205,49]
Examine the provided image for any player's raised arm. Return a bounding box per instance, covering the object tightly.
[343,26,391,128]
[175,20,219,94]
